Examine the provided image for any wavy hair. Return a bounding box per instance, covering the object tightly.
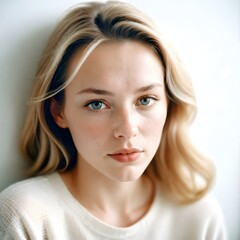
[20,1,214,202]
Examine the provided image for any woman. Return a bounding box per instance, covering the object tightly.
[0,1,226,239]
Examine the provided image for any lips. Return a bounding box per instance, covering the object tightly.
[108,148,143,163]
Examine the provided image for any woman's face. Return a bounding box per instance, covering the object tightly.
[54,41,168,182]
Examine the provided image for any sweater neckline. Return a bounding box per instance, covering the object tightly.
[48,172,161,239]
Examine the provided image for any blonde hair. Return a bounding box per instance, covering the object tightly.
[20,1,214,202]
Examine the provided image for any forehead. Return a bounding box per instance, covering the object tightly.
[67,40,164,88]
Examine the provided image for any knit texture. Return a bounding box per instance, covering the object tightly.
[0,173,227,240]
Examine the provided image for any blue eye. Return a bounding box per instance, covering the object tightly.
[85,100,107,111]
[88,101,103,110]
[140,97,151,106]
[138,96,159,107]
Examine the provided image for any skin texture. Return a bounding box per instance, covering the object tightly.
[51,40,168,227]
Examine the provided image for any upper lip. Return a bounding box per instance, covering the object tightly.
[108,148,143,155]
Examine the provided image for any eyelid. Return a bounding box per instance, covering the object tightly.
[137,95,159,106]
[138,94,159,101]
[84,99,109,111]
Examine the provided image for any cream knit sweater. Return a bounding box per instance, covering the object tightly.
[0,173,227,240]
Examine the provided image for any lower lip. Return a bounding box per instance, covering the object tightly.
[108,152,142,163]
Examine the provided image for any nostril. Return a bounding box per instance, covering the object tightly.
[112,109,138,140]
[113,125,138,139]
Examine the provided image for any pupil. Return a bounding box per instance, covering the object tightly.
[92,102,102,109]
[141,98,150,105]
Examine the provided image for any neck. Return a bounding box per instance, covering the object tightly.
[60,159,154,227]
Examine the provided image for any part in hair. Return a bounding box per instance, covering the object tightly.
[20,1,214,203]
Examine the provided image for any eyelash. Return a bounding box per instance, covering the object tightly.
[84,95,159,112]
[84,99,109,112]
[137,95,159,107]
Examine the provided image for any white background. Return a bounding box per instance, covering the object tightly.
[1,0,239,239]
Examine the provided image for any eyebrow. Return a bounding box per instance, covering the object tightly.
[135,83,162,93]
[76,83,163,96]
[77,88,114,96]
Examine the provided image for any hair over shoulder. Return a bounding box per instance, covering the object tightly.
[20,0,214,203]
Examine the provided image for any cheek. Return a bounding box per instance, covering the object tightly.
[69,118,108,144]
[143,109,167,138]
[85,123,106,139]
[147,106,167,126]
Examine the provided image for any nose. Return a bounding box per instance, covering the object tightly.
[113,108,139,140]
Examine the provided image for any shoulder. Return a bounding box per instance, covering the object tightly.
[0,173,59,205]
[156,188,227,239]
[0,173,62,223]
[0,173,66,238]
[180,194,227,239]
[157,186,224,221]
[178,194,224,219]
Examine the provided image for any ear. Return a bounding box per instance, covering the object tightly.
[49,98,68,129]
